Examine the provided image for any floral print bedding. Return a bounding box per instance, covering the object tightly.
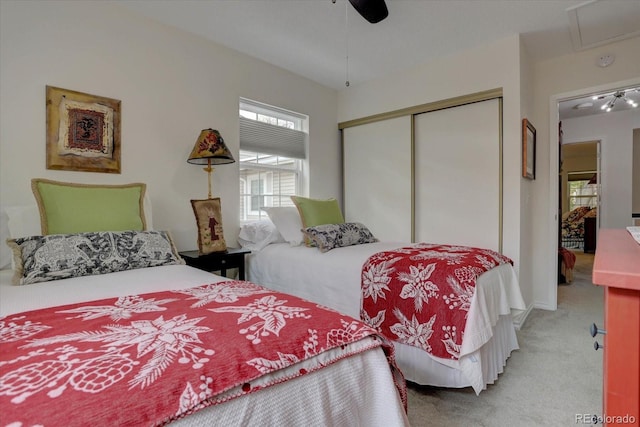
[0,280,406,426]
[561,207,596,248]
[360,243,513,360]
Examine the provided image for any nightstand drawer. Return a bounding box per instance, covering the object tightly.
[179,248,251,280]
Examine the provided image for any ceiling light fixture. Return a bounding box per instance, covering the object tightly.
[574,102,593,110]
[592,89,639,112]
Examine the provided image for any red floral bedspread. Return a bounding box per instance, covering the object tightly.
[361,243,513,360]
[1,280,405,426]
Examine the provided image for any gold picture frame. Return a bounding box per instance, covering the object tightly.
[191,198,227,254]
[46,85,121,173]
[522,118,536,180]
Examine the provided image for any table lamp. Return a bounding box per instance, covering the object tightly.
[187,129,235,199]
[187,129,235,254]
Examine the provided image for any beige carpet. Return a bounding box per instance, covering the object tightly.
[405,251,604,426]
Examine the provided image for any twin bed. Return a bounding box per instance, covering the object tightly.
[246,240,525,394]
[0,180,409,426]
[0,265,408,426]
[240,200,525,395]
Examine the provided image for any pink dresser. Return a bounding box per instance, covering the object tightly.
[592,229,640,424]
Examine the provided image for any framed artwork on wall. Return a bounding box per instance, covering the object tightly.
[522,118,536,180]
[46,85,121,173]
[191,198,227,254]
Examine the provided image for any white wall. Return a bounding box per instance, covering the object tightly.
[532,36,640,309]
[518,36,536,312]
[338,35,530,310]
[338,33,640,313]
[562,110,640,228]
[0,1,340,256]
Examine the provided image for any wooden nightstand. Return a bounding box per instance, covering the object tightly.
[179,248,251,280]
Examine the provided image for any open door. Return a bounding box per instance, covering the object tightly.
[558,122,565,284]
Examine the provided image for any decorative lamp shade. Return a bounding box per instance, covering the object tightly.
[187,129,235,199]
[187,129,235,165]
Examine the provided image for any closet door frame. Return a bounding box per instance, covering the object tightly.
[340,88,504,252]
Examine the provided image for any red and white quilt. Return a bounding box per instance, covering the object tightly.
[1,280,405,426]
[361,243,513,360]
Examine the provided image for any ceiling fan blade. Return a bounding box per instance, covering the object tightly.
[348,0,388,23]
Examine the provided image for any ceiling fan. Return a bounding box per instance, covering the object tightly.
[333,0,389,23]
[332,0,388,87]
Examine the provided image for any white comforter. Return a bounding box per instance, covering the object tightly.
[0,265,409,426]
[247,241,526,394]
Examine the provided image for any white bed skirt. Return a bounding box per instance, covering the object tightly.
[394,314,518,393]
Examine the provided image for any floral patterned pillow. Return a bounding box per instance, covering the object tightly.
[301,222,378,253]
[7,230,184,285]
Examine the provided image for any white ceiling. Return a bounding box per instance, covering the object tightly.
[116,0,640,118]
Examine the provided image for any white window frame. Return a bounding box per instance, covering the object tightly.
[568,179,598,210]
[249,175,267,214]
[239,98,307,223]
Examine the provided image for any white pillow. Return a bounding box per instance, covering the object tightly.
[238,219,285,251]
[142,192,154,231]
[262,206,304,246]
[5,205,42,238]
[0,208,13,269]
[0,205,41,270]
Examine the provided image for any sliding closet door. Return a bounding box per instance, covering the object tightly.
[414,99,501,251]
[343,116,412,242]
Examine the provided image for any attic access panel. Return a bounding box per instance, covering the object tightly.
[568,0,640,51]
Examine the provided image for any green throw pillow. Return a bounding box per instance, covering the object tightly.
[32,179,147,234]
[291,196,345,228]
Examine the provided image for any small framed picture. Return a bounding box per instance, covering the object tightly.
[191,198,227,254]
[46,86,121,173]
[522,118,536,180]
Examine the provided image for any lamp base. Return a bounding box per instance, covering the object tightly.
[204,158,215,199]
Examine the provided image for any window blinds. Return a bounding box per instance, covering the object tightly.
[239,117,308,159]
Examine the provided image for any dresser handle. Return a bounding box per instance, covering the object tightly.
[593,341,604,351]
[590,323,606,337]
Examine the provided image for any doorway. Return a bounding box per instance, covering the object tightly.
[557,139,600,284]
[549,77,640,308]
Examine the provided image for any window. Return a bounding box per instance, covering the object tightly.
[239,98,308,222]
[568,176,597,211]
[250,177,265,212]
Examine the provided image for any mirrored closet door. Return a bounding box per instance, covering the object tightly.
[414,98,501,251]
[342,92,502,250]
